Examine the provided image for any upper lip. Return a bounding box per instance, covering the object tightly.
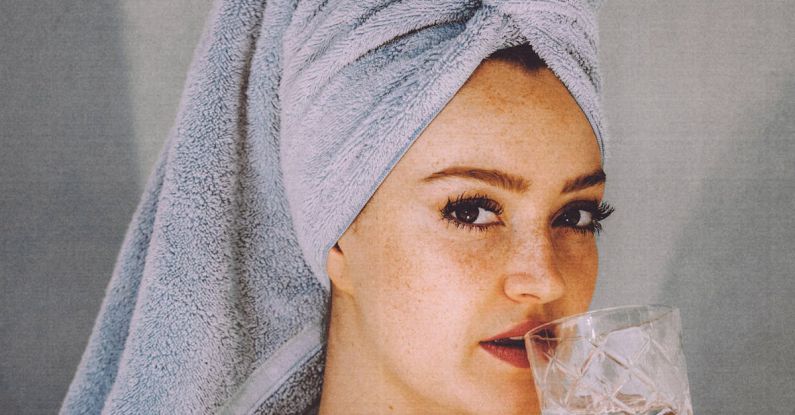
[481,319,547,342]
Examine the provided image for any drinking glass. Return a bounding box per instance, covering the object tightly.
[524,305,693,415]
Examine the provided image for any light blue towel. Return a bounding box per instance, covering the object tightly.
[60,0,605,413]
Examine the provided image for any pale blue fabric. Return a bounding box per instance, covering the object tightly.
[60,0,604,413]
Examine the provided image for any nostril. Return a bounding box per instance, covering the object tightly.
[517,292,540,300]
[503,271,565,304]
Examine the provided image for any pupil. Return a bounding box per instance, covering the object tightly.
[457,205,479,223]
[568,210,581,225]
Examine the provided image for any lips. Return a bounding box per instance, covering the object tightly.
[479,320,545,369]
[480,339,531,368]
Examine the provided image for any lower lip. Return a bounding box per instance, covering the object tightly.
[479,342,531,369]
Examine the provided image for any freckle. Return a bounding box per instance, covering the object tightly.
[388,404,394,410]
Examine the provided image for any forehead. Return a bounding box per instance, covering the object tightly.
[391,60,601,183]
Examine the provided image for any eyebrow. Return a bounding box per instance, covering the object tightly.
[561,168,606,193]
[421,166,606,194]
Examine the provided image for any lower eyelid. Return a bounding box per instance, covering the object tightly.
[441,217,495,233]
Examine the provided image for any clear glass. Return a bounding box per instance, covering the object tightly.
[524,305,693,415]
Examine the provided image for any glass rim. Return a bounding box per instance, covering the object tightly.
[523,304,678,341]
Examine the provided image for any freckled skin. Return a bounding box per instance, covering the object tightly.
[319,60,604,414]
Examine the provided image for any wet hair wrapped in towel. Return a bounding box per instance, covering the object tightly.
[60,0,605,413]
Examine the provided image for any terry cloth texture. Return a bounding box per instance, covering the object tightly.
[60,0,605,414]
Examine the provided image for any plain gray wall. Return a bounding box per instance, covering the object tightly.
[0,1,212,413]
[593,2,795,413]
[1,1,137,414]
[1,1,793,414]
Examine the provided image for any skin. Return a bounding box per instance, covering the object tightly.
[319,59,605,414]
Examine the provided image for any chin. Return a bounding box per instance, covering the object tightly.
[464,394,538,415]
[450,378,539,415]
[496,383,539,414]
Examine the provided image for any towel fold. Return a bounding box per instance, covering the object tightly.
[60,0,604,413]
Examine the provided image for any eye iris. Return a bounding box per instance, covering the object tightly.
[567,210,581,225]
[455,204,479,223]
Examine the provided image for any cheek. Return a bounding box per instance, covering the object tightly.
[368,228,491,310]
[356,207,501,293]
[347,227,487,378]
[349,216,496,327]
[348,222,455,324]
[553,233,599,304]
[414,229,505,294]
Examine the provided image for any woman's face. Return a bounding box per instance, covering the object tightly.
[327,59,606,414]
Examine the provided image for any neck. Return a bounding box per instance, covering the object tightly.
[318,295,448,415]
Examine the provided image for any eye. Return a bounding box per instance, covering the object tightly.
[552,201,614,235]
[557,209,593,227]
[441,194,503,231]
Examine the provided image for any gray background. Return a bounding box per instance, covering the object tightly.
[1,1,792,413]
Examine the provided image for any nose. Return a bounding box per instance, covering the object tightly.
[502,229,565,304]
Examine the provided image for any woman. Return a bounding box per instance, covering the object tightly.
[321,44,609,414]
[61,1,608,414]
[319,49,610,414]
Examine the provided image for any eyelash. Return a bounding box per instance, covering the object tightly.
[440,193,504,233]
[439,194,614,235]
[554,200,615,235]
